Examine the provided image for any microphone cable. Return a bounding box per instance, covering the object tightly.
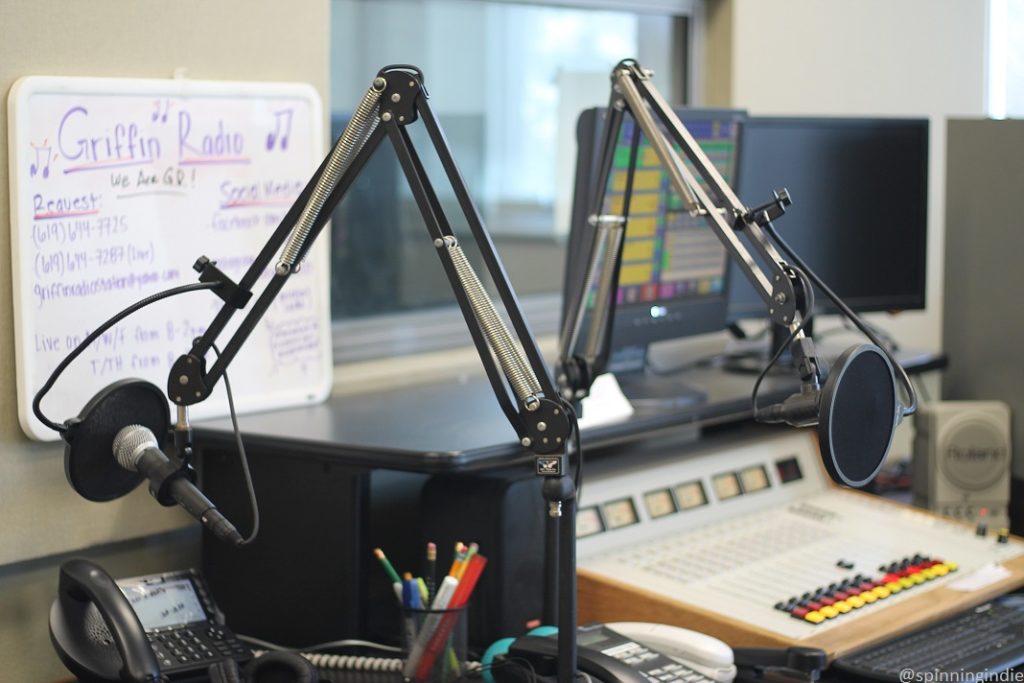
[32,281,223,434]
[750,265,816,419]
[211,342,260,546]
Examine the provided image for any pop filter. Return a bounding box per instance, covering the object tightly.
[818,344,898,488]
[63,379,170,502]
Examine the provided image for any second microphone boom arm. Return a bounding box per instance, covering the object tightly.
[558,59,816,402]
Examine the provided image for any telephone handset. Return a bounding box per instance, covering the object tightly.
[490,621,737,683]
[49,558,253,682]
[49,558,163,683]
[604,622,736,681]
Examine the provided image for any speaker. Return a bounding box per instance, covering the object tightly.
[912,401,1011,528]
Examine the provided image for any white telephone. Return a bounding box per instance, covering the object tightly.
[486,621,826,683]
[486,621,735,683]
[605,621,736,682]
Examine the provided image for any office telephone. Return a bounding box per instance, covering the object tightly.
[50,558,254,682]
[487,621,737,683]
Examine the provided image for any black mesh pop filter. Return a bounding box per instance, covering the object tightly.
[818,344,898,487]
[63,379,170,502]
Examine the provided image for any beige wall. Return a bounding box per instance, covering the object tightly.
[0,1,328,679]
[702,0,989,459]
[704,0,989,354]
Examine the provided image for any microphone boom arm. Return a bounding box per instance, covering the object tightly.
[167,66,569,453]
[558,59,816,402]
[165,65,580,682]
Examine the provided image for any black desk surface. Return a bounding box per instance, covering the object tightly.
[193,342,945,473]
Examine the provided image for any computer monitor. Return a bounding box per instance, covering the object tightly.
[564,106,745,402]
[728,117,929,325]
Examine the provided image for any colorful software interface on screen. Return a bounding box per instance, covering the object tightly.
[600,116,737,307]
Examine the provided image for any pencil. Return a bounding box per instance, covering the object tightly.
[455,542,478,581]
[373,547,403,585]
[447,541,467,577]
[425,542,437,601]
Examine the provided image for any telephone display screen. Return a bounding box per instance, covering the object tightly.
[119,578,207,630]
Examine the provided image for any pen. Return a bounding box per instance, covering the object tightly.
[401,573,418,645]
[406,573,424,610]
[402,575,459,679]
[414,554,487,681]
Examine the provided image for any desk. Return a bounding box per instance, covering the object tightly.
[191,349,944,651]
[194,346,945,472]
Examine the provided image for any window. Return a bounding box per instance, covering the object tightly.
[987,0,1024,118]
[329,0,693,362]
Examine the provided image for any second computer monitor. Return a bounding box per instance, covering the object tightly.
[729,116,929,322]
[566,106,745,372]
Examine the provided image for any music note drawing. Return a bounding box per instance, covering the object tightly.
[267,109,293,150]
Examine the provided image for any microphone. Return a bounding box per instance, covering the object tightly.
[754,387,819,428]
[113,425,244,546]
[755,335,822,428]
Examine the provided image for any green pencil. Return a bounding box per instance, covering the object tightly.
[373,547,402,585]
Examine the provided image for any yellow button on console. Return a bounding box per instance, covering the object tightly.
[846,595,865,608]
[910,573,926,585]
[933,565,949,577]
[871,586,891,599]
[944,561,959,572]
[805,611,825,624]
[922,568,937,580]
[886,581,903,593]
[899,577,914,589]
[833,600,851,613]
[860,591,878,604]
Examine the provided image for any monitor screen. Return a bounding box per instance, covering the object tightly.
[564,107,745,364]
[728,117,928,321]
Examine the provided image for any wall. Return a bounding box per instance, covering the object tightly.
[704,0,989,354]
[701,0,989,459]
[0,1,328,679]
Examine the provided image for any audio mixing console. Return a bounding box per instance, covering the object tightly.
[576,426,1024,657]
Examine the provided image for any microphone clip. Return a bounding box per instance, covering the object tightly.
[788,336,821,389]
[143,452,197,509]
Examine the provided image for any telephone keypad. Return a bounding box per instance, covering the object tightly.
[145,623,250,676]
[602,640,713,683]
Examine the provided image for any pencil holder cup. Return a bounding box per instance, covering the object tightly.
[400,605,469,682]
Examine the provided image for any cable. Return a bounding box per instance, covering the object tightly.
[32,281,223,434]
[560,399,584,497]
[762,220,918,417]
[750,267,815,417]
[236,634,402,653]
[211,343,259,546]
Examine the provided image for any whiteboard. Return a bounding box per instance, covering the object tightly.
[8,76,332,441]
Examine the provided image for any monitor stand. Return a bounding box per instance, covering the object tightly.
[609,344,708,410]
